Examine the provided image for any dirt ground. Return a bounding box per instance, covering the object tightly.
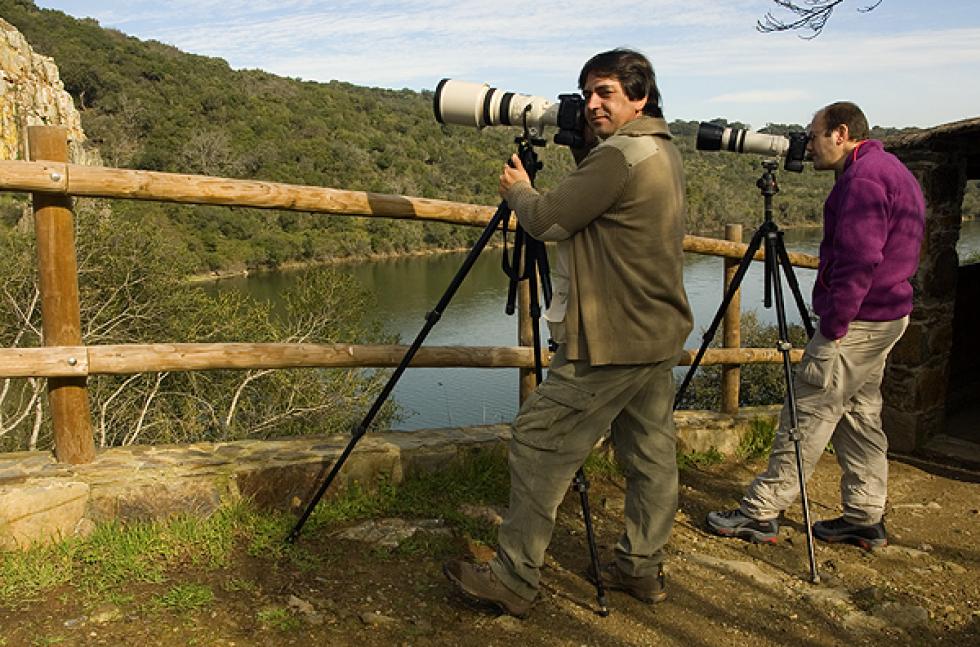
[1,451,978,646]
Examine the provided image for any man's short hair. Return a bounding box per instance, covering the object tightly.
[818,102,870,141]
[578,48,664,118]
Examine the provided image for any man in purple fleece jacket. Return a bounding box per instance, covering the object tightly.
[707,102,925,550]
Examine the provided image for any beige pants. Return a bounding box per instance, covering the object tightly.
[741,317,909,526]
[490,346,679,601]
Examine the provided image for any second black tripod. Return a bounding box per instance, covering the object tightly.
[674,159,821,584]
[287,130,610,615]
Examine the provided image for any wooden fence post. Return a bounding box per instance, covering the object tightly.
[29,126,95,464]
[518,280,536,405]
[721,224,743,414]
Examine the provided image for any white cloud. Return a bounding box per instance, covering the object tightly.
[31,1,980,126]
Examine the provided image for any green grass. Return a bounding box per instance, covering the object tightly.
[304,446,511,546]
[221,577,257,593]
[583,449,622,479]
[677,447,725,470]
[0,448,510,607]
[7,445,746,610]
[256,606,301,632]
[153,583,214,614]
[30,637,67,646]
[739,417,777,460]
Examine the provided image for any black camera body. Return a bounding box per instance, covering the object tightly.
[783,131,808,173]
[553,94,587,148]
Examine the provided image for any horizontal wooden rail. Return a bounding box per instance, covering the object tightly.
[1,131,818,463]
[0,160,500,229]
[683,234,819,269]
[0,160,819,269]
[0,343,804,378]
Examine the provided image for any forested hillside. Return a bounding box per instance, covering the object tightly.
[2,0,972,274]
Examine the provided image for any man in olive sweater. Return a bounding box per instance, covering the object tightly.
[707,102,925,550]
[444,49,693,617]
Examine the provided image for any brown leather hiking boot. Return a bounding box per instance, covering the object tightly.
[443,559,534,618]
[587,561,667,604]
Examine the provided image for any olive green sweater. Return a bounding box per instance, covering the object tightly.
[504,116,692,366]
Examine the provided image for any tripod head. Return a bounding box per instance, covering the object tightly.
[513,109,545,180]
[756,159,781,224]
[514,134,544,181]
[502,128,551,316]
[757,159,780,196]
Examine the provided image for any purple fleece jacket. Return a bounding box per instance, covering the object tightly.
[812,140,925,340]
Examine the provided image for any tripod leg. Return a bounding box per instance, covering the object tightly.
[573,469,609,615]
[524,259,608,616]
[532,239,553,308]
[674,224,768,408]
[287,201,511,544]
[504,227,527,316]
[774,233,815,339]
[765,233,820,584]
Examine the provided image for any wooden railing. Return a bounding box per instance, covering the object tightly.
[0,126,818,463]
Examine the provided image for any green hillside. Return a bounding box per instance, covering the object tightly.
[4,0,967,274]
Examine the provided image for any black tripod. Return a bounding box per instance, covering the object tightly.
[674,159,820,584]
[287,131,610,615]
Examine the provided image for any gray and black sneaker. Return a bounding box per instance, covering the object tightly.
[706,509,779,544]
[812,517,887,550]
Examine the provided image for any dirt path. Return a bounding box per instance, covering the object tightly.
[2,453,977,646]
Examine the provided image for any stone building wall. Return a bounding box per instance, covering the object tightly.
[883,119,980,452]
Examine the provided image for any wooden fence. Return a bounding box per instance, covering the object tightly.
[0,126,818,464]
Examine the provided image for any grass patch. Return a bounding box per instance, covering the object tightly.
[739,417,777,460]
[677,447,725,470]
[153,583,214,614]
[221,577,257,593]
[257,606,301,632]
[305,446,511,545]
[583,449,622,479]
[0,448,510,607]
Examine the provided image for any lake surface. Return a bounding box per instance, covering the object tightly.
[214,219,980,430]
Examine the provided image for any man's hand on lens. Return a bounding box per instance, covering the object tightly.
[499,154,530,198]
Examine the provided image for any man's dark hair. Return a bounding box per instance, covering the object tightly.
[819,102,869,141]
[578,48,663,118]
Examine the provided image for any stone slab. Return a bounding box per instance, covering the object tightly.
[0,414,776,550]
[0,480,90,550]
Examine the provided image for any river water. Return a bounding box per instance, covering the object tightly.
[214,220,980,430]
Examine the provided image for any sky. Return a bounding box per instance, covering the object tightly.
[31,0,980,129]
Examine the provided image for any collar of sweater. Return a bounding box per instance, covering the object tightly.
[611,116,673,139]
[842,139,884,173]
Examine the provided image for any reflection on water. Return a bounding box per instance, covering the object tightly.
[213,220,980,430]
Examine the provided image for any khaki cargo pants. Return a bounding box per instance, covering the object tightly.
[490,345,679,601]
[740,317,909,526]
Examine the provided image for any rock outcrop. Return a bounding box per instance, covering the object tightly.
[0,17,96,164]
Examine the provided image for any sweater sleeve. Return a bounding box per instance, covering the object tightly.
[820,176,889,339]
[503,144,629,241]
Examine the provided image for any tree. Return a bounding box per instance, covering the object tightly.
[674,311,809,411]
[758,1,883,38]
[0,198,395,451]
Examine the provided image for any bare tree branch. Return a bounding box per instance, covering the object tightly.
[124,372,168,446]
[758,0,883,38]
[224,368,276,428]
[0,378,43,439]
[29,380,44,451]
[98,374,142,448]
